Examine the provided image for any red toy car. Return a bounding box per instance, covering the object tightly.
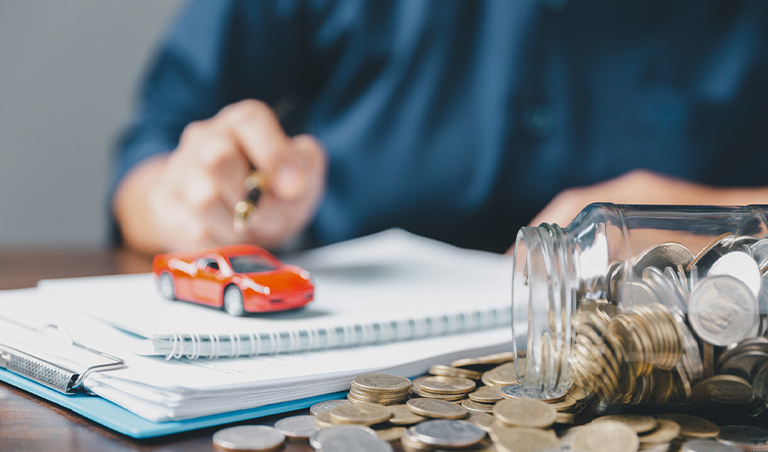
[152,245,314,316]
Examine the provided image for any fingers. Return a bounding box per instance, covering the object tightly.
[128,99,327,253]
[214,100,314,201]
[527,169,711,228]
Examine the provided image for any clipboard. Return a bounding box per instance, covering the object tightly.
[0,367,347,438]
[0,317,347,438]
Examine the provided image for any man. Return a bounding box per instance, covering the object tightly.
[112,0,768,255]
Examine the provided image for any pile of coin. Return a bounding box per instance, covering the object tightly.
[211,354,768,452]
[569,233,768,410]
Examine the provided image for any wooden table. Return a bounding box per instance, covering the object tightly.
[0,248,328,452]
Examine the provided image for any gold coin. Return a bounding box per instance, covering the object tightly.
[411,383,467,401]
[487,362,521,386]
[556,412,576,425]
[493,426,559,452]
[690,374,755,405]
[465,411,495,432]
[329,402,392,426]
[429,364,482,380]
[451,351,518,368]
[461,398,496,413]
[655,414,718,439]
[406,398,468,419]
[550,394,578,413]
[493,398,557,429]
[373,425,406,443]
[418,376,476,395]
[572,420,639,452]
[686,232,733,272]
[400,427,432,452]
[481,370,499,387]
[593,415,657,434]
[387,404,426,425]
[349,387,408,400]
[468,385,504,404]
[638,419,680,445]
[314,411,334,429]
[346,393,404,406]
[352,374,412,394]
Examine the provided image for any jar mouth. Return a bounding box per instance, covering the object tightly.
[511,225,574,391]
[511,229,530,384]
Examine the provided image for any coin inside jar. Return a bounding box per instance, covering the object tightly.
[688,275,758,347]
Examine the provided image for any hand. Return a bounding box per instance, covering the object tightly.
[527,170,720,228]
[114,100,327,254]
[506,169,768,254]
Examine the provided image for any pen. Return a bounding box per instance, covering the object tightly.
[233,170,268,233]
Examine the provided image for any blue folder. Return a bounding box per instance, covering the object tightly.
[0,368,347,439]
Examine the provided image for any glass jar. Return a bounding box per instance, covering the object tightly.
[511,203,768,408]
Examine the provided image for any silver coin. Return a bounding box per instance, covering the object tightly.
[752,239,768,274]
[688,275,758,346]
[308,424,378,450]
[605,261,625,303]
[665,265,690,304]
[212,425,285,451]
[718,350,768,381]
[716,425,768,447]
[675,315,704,381]
[320,434,393,452]
[310,399,351,415]
[500,384,566,402]
[690,233,736,272]
[410,419,485,448]
[753,360,768,403]
[707,251,763,300]
[682,439,742,452]
[620,281,658,307]
[689,264,700,292]
[273,415,316,440]
[634,242,694,277]
[716,337,768,368]
[643,266,686,317]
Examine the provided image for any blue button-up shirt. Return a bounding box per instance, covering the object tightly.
[114,0,768,252]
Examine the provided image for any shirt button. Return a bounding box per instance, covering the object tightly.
[522,105,555,138]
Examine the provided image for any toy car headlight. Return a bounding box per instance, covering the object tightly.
[243,280,270,295]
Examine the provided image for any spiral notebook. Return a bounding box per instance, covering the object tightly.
[37,229,513,360]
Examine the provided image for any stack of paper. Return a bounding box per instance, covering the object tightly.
[0,229,514,426]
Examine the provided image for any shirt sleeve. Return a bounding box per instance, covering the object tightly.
[109,0,306,219]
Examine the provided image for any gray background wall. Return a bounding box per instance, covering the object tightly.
[0,1,183,247]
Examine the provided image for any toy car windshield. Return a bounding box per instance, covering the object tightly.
[229,255,277,273]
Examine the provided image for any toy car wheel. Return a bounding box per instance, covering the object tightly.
[223,285,245,317]
[158,272,175,300]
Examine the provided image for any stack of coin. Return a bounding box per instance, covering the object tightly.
[348,374,412,405]
[411,376,476,402]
